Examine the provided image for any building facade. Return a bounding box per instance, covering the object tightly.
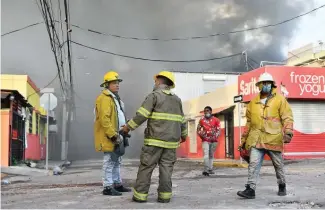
[173,71,240,102]
[1,75,48,166]
[177,43,325,160]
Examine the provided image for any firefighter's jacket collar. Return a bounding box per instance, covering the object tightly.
[154,85,174,95]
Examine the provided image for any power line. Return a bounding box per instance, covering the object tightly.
[3,4,324,40]
[27,73,59,99]
[70,40,242,62]
[70,4,325,41]
[37,0,67,95]
[1,21,44,37]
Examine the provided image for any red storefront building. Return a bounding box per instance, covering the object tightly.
[177,65,325,160]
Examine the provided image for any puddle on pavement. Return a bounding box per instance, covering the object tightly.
[269,201,323,209]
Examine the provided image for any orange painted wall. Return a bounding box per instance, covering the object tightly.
[1,110,10,166]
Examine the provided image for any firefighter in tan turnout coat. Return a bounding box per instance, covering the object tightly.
[121,71,188,203]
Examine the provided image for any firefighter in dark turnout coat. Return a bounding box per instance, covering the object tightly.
[121,71,188,203]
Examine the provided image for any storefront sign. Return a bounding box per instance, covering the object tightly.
[238,66,325,101]
[234,95,243,103]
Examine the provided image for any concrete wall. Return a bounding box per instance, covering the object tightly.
[183,83,245,127]
[1,110,10,166]
[287,44,325,67]
[173,72,239,102]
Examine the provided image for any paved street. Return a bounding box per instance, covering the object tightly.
[1,159,325,209]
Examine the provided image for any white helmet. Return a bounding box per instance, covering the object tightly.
[255,72,276,87]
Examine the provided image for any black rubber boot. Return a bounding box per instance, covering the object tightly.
[102,187,122,196]
[157,197,170,203]
[132,196,147,203]
[114,185,132,192]
[278,183,287,196]
[237,185,256,199]
[208,170,215,175]
[202,171,210,176]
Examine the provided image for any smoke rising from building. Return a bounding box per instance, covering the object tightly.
[1,0,316,159]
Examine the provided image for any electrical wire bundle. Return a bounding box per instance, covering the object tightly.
[36,0,70,96]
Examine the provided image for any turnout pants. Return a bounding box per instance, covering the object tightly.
[247,147,286,190]
[133,145,177,202]
[202,142,218,172]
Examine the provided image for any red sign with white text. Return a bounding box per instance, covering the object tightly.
[238,66,325,101]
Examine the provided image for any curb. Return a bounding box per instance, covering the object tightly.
[213,162,248,168]
[177,159,248,168]
[1,173,8,179]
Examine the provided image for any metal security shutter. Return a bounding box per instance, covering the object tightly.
[284,100,325,159]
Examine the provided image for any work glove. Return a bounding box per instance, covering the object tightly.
[119,129,131,138]
[283,133,293,144]
[110,134,122,145]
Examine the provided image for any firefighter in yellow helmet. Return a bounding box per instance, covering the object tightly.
[94,71,131,196]
[237,72,294,199]
[121,71,188,203]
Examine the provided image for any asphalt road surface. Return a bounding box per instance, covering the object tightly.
[2,159,325,209]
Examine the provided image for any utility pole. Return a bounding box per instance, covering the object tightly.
[63,0,73,161]
[61,94,67,160]
[242,50,249,71]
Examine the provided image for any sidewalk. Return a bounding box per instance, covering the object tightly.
[178,158,248,168]
[1,160,69,178]
[177,158,304,168]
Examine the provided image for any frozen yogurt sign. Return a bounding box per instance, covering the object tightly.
[238,66,325,101]
[290,72,325,96]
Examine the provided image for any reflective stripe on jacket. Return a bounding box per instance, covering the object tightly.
[127,87,187,149]
[241,88,294,152]
[94,89,118,152]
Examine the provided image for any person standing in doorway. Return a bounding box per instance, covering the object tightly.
[94,71,131,196]
[237,72,294,199]
[197,106,221,176]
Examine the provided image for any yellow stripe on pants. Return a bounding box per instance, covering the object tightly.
[158,192,172,200]
[133,188,148,201]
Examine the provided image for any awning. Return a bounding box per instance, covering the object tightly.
[197,105,235,117]
[1,92,11,99]
[1,89,32,107]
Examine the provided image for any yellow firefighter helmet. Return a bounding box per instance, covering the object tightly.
[100,71,122,87]
[154,71,175,88]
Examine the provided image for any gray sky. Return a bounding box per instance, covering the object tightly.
[1,0,325,160]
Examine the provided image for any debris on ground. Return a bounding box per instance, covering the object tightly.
[269,201,323,209]
[53,166,63,175]
[25,161,37,168]
[1,179,11,185]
